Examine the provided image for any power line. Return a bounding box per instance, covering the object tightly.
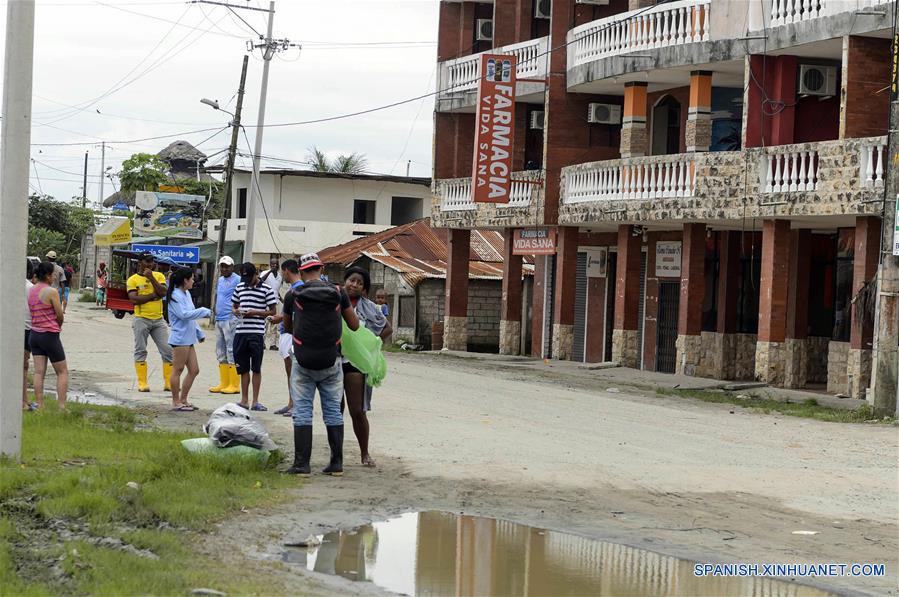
[31,126,225,147]
[239,126,282,255]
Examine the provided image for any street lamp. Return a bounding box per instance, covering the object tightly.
[200,97,234,118]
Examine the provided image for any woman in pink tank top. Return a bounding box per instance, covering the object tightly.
[28,262,67,410]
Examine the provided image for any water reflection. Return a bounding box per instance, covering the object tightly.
[288,512,833,596]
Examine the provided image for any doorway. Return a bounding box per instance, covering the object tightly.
[604,252,617,361]
[651,95,682,156]
[656,281,680,373]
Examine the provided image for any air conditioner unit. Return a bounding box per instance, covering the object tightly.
[530,111,545,130]
[535,0,551,19]
[798,65,837,97]
[476,19,493,41]
[587,103,622,125]
[575,0,610,4]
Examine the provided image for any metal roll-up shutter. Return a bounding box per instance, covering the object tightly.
[543,255,556,359]
[572,252,588,362]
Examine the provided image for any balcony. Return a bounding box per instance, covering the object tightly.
[769,0,891,27]
[433,170,544,228]
[567,0,711,70]
[558,137,885,226]
[437,37,548,112]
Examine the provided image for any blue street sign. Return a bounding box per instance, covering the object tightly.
[131,244,200,264]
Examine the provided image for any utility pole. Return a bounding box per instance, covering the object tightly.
[0,0,36,459]
[81,151,88,208]
[208,55,249,323]
[98,142,105,207]
[406,160,411,177]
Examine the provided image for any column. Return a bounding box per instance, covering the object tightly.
[784,230,811,388]
[685,71,712,153]
[613,225,642,367]
[676,223,706,375]
[499,228,523,355]
[620,82,648,158]
[755,220,791,385]
[443,229,471,351]
[713,231,741,379]
[848,216,881,399]
[552,227,578,360]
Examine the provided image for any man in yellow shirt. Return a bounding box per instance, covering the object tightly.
[127,252,173,392]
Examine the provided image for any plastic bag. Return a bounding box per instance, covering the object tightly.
[341,320,387,387]
[180,437,270,463]
[203,403,277,450]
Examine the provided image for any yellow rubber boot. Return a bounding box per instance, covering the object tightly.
[209,364,227,393]
[135,362,150,392]
[221,365,240,395]
[162,362,173,392]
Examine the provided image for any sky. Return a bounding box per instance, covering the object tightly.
[0,0,438,208]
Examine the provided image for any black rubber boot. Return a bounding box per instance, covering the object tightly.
[286,425,312,476]
[322,424,344,476]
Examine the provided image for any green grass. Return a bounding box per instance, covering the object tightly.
[1,402,296,595]
[656,388,890,423]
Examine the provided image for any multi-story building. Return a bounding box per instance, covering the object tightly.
[431,0,893,400]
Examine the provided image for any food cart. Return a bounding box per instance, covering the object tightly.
[104,249,180,319]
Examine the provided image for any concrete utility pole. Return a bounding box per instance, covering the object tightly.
[98,142,106,206]
[871,97,899,417]
[81,151,89,208]
[0,0,36,459]
[208,55,250,322]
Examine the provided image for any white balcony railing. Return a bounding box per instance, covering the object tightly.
[562,155,696,204]
[439,171,541,212]
[440,36,548,98]
[439,178,475,211]
[758,147,819,193]
[568,0,710,69]
[770,0,891,27]
[859,137,887,189]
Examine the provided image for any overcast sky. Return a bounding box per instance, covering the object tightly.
[0,0,438,207]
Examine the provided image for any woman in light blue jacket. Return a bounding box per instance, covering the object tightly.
[167,268,211,411]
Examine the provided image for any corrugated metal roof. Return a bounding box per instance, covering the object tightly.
[318,218,533,286]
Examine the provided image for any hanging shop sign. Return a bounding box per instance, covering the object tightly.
[585,248,608,278]
[512,228,556,255]
[471,53,517,203]
[656,241,682,277]
[134,191,205,239]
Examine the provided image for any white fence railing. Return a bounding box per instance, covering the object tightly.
[562,155,696,204]
[440,36,548,98]
[439,178,475,211]
[439,171,541,212]
[859,137,887,189]
[770,0,891,27]
[568,0,710,68]
[758,147,819,193]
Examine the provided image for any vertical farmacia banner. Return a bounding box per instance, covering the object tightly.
[472,53,517,203]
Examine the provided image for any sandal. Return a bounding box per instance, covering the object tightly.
[183,403,199,411]
[273,405,290,415]
[170,405,194,412]
[250,403,267,412]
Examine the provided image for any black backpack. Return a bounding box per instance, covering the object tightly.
[292,280,343,370]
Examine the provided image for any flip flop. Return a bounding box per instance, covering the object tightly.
[250,403,267,412]
[170,405,194,412]
[282,411,292,417]
[183,403,199,411]
[273,405,290,415]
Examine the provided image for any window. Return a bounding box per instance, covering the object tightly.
[353,200,376,224]
[237,188,247,218]
[398,295,415,328]
[391,196,423,226]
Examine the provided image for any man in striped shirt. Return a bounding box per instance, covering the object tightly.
[231,262,278,411]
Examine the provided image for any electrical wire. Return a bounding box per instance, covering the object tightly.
[31,160,44,194]
[240,127,283,254]
[31,126,225,147]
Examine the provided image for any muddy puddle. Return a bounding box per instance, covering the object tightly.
[283,511,833,596]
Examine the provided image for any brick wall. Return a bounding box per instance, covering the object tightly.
[434,113,476,180]
[842,36,890,139]
[416,278,502,351]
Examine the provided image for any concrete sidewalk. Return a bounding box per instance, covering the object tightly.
[430,349,869,411]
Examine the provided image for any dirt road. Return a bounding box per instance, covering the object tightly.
[60,303,898,595]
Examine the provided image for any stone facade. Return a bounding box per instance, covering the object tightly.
[443,315,468,351]
[684,117,712,153]
[619,123,647,158]
[612,329,639,368]
[806,336,830,384]
[499,319,521,355]
[675,334,703,376]
[755,341,786,385]
[848,347,873,400]
[552,323,574,361]
[827,340,850,394]
[696,332,730,379]
[557,138,884,227]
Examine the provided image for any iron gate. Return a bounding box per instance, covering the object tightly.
[656,281,680,374]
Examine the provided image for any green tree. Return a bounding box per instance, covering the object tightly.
[177,178,225,218]
[305,146,368,174]
[119,153,168,193]
[28,227,66,260]
[27,194,98,264]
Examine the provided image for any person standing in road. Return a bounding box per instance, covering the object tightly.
[29,262,68,411]
[209,256,241,395]
[45,251,66,300]
[342,267,392,467]
[272,259,304,417]
[96,262,108,306]
[282,253,359,477]
[61,262,74,311]
[127,252,173,392]
[261,256,283,350]
[167,267,211,412]
[232,262,278,411]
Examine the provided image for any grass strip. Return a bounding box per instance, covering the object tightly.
[1,402,295,595]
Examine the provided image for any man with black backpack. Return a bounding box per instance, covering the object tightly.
[282,253,359,476]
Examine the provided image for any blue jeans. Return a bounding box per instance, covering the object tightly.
[291,357,344,426]
[214,318,237,364]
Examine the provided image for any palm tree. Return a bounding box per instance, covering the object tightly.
[305,146,368,174]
